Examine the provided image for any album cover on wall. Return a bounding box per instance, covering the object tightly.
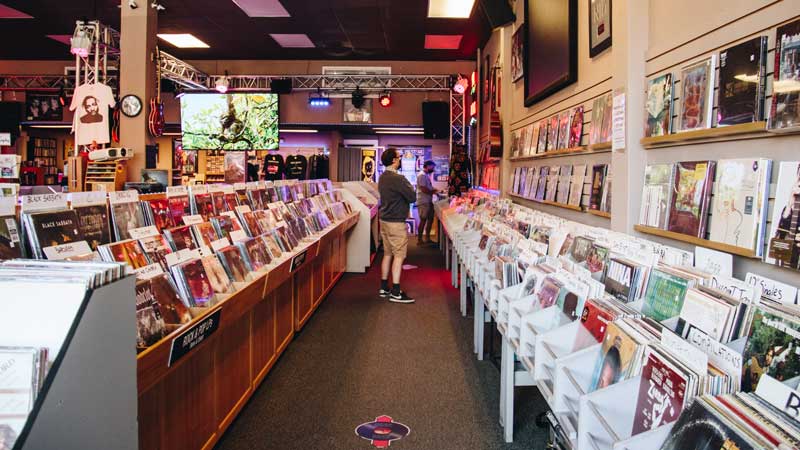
[547,115,560,151]
[527,122,540,156]
[770,18,800,131]
[589,164,608,211]
[678,56,716,132]
[667,161,715,237]
[644,73,673,137]
[589,93,612,145]
[556,110,571,150]
[537,119,549,153]
[568,105,584,148]
[639,163,675,229]
[708,158,772,254]
[717,36,768,126]
[766,161,800,270]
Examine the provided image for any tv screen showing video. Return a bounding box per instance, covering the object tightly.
[180,93,279,150]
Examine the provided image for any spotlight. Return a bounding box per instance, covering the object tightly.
[58,87,67,107]
[215,71,230,93]
[308,95,330,107]
[70,25,92,58]
[351,87,365,109]
[452,74,469,94]
[379,92,392,107]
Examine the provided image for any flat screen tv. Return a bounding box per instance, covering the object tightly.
[180,93,279,150]
[524,0,578,106]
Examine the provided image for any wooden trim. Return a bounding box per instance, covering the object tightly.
[640,122,767,148]
[587,209,611,219]
[138,192,167,202]
[508,193,584,212]
[510,145,612,161]
[633,224,759,258]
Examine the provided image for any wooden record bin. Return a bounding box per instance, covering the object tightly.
[136,198,359,450]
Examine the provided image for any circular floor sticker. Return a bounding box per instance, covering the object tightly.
[355,416,411,448]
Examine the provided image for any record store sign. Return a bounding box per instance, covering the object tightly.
[168,308,221,366]
[290,249,309,272]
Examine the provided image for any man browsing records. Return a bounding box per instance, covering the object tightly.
[378,148,416,304]
[416,160,439,246]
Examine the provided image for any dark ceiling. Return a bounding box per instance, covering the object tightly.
[0,0,493,61]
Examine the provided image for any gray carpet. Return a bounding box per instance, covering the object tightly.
[214,240,550,450]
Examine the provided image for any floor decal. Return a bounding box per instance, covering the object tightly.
[355,415,411,448]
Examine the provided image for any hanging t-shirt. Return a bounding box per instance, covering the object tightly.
[310,154,329,179]
[69,82,116,146]
[263,153,285,181]
[284,154,308,180]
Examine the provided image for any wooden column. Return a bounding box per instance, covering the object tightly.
[119,0,157,182]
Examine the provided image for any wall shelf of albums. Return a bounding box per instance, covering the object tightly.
[0,179,361,450]
[437,193,800,449]
[509,142,612,162]
[633,224,760,259]
[640,121,771,149]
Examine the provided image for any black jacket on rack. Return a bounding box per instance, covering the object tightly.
[284,154,308,180]
[309,154,329,180]
[263,153,285,181]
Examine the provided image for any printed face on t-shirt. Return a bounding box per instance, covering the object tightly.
[81,96,103,123]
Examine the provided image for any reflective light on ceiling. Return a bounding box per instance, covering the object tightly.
[425,34,463,50]
[231,0,290,17]
[427,0,476,18]
[157,33,210,48]
[270,34,315,48]
[0,4,33,19]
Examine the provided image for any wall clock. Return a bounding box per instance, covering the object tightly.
[120,94,143,118]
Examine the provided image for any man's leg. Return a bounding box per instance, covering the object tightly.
[387,222,413,303]
[379,221,392,297]
[417,214,429,244]
[423,205,434,242]
[381,253,393,281]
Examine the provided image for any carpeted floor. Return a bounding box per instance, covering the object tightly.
[214,240,550,450]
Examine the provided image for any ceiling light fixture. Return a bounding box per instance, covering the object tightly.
[452,74,469,94]
[375,130,425,135]
[69,25,92,58]
[157,33,209,48]
[427,0,476,18]
[215,71,230,94]
[379,92,392,107]
[279,129,318,134]
[373,127,424,131]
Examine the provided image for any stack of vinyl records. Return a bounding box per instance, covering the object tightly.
[21,208,85,259]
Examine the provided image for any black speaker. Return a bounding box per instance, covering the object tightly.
[479,0,515,29]
[0,102,22,144]
[270,78,293,94]
[422,101,449,140]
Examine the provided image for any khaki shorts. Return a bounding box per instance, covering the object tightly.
[380,220,408,259]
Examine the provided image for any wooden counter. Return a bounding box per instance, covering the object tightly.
[137,213,359,450]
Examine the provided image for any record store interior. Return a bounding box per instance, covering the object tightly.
[1,0,800,449]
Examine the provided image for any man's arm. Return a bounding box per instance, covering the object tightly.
[400,177,417,203]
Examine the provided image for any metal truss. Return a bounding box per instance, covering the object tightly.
[72,20,120,88]
[450,92,465,146]
[216,74,451,92]
[0,75,68,91]
[159,51,208,89]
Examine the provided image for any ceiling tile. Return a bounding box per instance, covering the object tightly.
[0,3,32,19]
[270,33,315,48]
[424,34,463,50]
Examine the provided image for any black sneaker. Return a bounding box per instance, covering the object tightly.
[378,288,390,298]
[389,291,415,303]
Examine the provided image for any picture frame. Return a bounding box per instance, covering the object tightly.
[511,26,525,82]
[588,0,612,58]
[343,98,373,123]
[524,0,578,106]
[25,93,63,121]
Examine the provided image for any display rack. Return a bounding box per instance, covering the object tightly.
[509,143,612,161]
[508,193,584,212]
[640,121,768,149]
[586,209,611,219]
[337,184,375,273]
[85,160,126,192]
[205,150,225,184]
[18,277,138,450]
[27,137,58,185]
[633,224,760,259]
[137,210,358,450]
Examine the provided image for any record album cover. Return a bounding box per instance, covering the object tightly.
[589,322,642,392]
[568,106,584,148]
[659,400,756,450]
[718,36,768,126]
[218,245,250,282]
[645,73,673,137]
[201,254,231,294]
[167,196,191,225]
[580,299,614,343]
[770,19,800,130]
[589,93,613,145]
[74,204,111,251]
[176,258,214,305]
[135,279,166,347]
[589,164,608,211]
[667,161,715,237]
[741,306,800,392]
[632,351,687,435]
[29,210,84,252]
[766,161,800,270]
[679,56,716,131]
[165,225,197,251]
[709,158,771,253]
[537,119,549,153]
[556,110,571,150]
[149,273,192,324]
[642,268,690,322]
[547,115,560,151]
[110,202,144,241]
[147,198,176,231]
[138,235,173,270]
[104,239,150,269]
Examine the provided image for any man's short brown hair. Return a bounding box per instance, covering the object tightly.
[381,147,399,167]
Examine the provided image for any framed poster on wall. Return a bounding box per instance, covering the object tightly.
[589,0,612,57]
[344,99,372,123]
[361,148,376,182]
[511,26,525,82]
[524,0,578,106]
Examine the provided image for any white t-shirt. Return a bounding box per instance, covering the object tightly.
[70,83,115,146]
